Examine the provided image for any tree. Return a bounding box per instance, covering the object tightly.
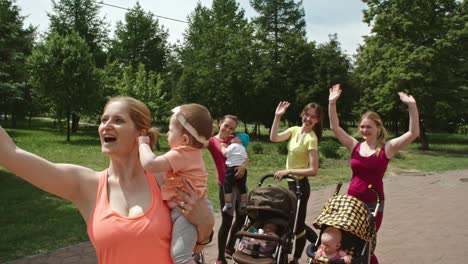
[249,0,308,129]
[28,32,100,142]
[116,63,170,125]
[49,0,109,67]
[109,2,169,74]
[354,0,467,149]
[0,0,35,127]
[294,35,354,127]
[177,0,255,122]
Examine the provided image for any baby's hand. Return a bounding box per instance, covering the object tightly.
[138,136,150,145]
[342,255,352,264]
[220,143,227,148]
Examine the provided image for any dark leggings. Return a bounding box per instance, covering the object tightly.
[288,178,318,259]
[217,184,247,262]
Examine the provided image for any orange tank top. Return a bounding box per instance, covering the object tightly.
[87,170,173,264]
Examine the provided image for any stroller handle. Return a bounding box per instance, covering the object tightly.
[258,174,301,197]
[259,174,299,186]
[367,184,382,203]
[334,182,343,196]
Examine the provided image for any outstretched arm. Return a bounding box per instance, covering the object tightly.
[386,92,420,158]
[0,126,95,204]
[138,136,171,174]
[329,84,358,151]
[270,101,292,143]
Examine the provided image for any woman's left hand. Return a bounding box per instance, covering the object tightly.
[398,92,416,106]
[234,165,246,179]
[173,181,213,227]
[273,169,290,180]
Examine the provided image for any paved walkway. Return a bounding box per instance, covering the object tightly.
[5,169,468,264]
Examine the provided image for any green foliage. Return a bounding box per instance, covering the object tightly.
[0,0,35,126]
[27,31,100,141]
[250,0,308,127]
[110,2,169,73]
[251,143,264,154]
[116,63,170,124]
[319,139,342,159]
[276,141,289,155]
[355,0,467,143]
[49,0,109,67]
[177,0,255,120]
[457,124,468,135]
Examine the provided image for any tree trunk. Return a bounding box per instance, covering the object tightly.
[67,111,71,143]
[72,112,80,133]
[11,113,17,128]
[419,121,429,150]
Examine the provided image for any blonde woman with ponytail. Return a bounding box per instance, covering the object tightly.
[328,84,419,264]
[0,97,214,264]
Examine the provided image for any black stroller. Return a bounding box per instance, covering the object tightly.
[306,182,381,264]
[232,174,302,264]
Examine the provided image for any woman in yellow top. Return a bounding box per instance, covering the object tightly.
[270,101,323,264]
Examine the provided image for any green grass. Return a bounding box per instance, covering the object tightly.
[1,118,468,261]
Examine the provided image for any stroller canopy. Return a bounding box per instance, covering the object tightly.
[313,194,376,244]
[246,184,297,227]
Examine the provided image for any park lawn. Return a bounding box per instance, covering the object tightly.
[1,119,468,261]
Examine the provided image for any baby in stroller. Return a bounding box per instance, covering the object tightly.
[232,174,301,264]
[314,226,351,263]
[307,183,381,264]
[238,220,280,257]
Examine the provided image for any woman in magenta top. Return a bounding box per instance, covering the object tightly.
[208,115,248,264]
[328,84,420,264]
[0,97,214,264]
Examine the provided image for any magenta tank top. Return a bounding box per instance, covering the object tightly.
[347,143,389,203]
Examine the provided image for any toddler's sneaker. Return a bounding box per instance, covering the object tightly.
[222,203,234,216]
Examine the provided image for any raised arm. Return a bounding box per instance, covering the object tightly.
[385,92,420,158]
[328,84,358,151]
[138,136,170,173]
[0,126,96,204]
[270,101,292,143]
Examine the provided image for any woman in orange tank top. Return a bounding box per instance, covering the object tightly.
[0,96,214,264]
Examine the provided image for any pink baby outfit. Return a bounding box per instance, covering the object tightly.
[162,145,208,200]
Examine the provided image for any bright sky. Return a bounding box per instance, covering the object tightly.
[15,0,371,55]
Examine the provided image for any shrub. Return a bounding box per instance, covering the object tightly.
[251,143,264,154]
[276,142,288,155]
[320,139,342,159]
[457,124,468,134]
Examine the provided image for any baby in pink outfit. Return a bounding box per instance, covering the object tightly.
[314,226,352,264]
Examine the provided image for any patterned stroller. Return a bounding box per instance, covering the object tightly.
[306,182,381,264]
[232,174,302,264]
